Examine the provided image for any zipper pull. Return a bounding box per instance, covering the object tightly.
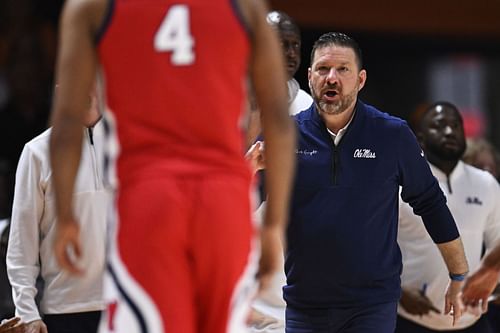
[88,127,94,145]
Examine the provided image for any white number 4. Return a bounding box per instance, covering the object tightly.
[154,5,195,66]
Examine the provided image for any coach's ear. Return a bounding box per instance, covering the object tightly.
[357,69,366,92]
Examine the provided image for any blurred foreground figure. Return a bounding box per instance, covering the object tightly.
[49,0,296,332]
[248,10,312,333]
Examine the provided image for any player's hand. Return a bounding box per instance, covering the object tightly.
[24,320,47,333]
[247,308,280,329]
[462,266,500,313]
[245,141,266,174]
[399,288,440,316]
[256,224,282,293]
[444,280,464,326]
[54,217,83,275]
[0,318,25,333]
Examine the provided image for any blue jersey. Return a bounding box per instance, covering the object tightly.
[284,101,459,309]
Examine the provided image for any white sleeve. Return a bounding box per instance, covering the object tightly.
[483,179,500,254]
[397,187,415,231]
[6,144,45,322]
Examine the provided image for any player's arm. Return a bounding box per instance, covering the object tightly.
[238,0,296,288]
[49,0,105,274]
[463,243,500,311]
[462,182,500,311]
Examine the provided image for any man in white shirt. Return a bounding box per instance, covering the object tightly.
[267,10,312,115]
[245,10,313,146]
[6,92,109,333]
[397,102,500,332]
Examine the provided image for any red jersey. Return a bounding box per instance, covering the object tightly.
[97,0,251,184]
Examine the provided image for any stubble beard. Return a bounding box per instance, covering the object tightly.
[313,85,358,116]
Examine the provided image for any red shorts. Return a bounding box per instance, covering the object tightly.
[103,175,257,333]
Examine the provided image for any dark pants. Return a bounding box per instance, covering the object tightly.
[395,314,493,333]
[486,303,500,333]
[286,302,398,333]
[44,311,101,333]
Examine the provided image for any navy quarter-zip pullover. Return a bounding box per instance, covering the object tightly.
[284,101,459,309]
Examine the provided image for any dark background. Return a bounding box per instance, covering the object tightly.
[269,0,500,144]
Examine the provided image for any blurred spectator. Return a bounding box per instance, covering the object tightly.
[463,138,500,180]
[245,10,312,149]
[266,10,312,114]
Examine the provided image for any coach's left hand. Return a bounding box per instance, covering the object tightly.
[444,280,464,326]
